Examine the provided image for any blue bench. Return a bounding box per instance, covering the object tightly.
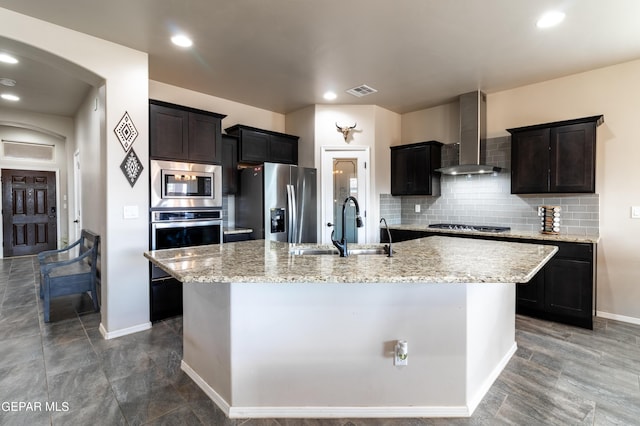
[38,229,100,322]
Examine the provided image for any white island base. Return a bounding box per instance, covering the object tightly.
[180,281,516,419]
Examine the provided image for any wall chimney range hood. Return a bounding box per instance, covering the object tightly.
[436,90,501,175]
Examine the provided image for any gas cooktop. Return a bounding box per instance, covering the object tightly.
[428,223,511,233]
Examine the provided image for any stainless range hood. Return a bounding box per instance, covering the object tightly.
[436,90,501,175]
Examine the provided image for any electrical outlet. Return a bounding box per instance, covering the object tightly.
[414,204,421,213]
[394,340,408,366]
[632,206,640,219]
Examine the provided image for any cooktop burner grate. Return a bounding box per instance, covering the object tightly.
[428,223,511,233]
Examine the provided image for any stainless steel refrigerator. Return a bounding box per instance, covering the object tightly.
[237,162,317,243]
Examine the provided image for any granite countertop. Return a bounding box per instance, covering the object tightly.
[144,236,557,285]
[385,224,600,244]
[223,227,253,235]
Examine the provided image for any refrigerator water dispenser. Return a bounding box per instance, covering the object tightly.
[270,208,285,233]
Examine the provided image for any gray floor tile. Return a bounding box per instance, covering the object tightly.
[111,364,187,426]
[47,362,114,409]
[51,393,127,426]
[144,405,204,426]
[0,358,48,402]
[0,333,44,369]
[0,408,51,426]
[43,335,99,377]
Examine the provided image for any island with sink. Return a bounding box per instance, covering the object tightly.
[144,236,557,419]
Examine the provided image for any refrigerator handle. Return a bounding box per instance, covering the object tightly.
[286,184,297,243]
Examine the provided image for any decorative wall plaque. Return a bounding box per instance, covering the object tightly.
[120,148,143,187]
[114,111,139,152]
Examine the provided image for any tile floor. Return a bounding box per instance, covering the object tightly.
[0,256,639,425]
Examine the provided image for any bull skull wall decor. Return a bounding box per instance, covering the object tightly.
[336,122,357,142]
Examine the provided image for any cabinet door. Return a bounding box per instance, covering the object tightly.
[269,134,298,164]
[239,130,269,163]
[544,257,592,320]
[550,123,595,193]
[188,112,221,163]
[516,268,545,311]
[150,104,189,160]
[511,128,550,194]
[391,147,412,195]
[221,135,238,195]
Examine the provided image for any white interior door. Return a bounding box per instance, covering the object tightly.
[320,147,369,245]
[73,150,82,240]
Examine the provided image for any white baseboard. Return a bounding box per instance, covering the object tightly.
[596,311,640,326]
[467,342,517,415]
[99,321,152,340]
[181,360,231,415]
[181,360,472,419]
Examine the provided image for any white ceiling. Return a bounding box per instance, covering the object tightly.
[1,0,640,116]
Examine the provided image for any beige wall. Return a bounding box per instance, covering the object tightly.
[150,80,285,134]
[285,105,316,169]
[401,102,460,145]
[402,59,640,324]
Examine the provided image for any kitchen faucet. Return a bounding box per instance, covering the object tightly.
[328,196,363,257]
[379,217,393,257]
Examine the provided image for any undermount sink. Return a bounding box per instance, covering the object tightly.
[289,247,390,256]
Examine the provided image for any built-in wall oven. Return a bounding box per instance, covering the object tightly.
[149,159,224,322]
[149,209,223,322]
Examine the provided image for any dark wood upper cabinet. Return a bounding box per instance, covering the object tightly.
[508,115,603,194]
[149,100,226,164]
[221,134,239,195]
[390,141,442,196]
[225,124,298,165]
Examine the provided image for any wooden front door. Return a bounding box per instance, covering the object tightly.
[2,169,57,257]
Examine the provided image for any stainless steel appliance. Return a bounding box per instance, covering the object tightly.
[435,91,502,175]
[150,160,223,209]
[237,162,317,243]
[149,209,222,322]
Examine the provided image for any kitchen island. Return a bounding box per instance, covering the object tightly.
[145,236,557,419]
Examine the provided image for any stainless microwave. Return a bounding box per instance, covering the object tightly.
[150,160,222,209]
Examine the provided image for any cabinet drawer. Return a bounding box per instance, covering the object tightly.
[548,241,592,260]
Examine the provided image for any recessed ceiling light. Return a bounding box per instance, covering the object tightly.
[1,93,20,101]
[171,34,193,48]
[323,91,337,101]
[0,53,19,64]
[536,11,565,29]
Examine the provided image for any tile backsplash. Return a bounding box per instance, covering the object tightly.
[380,137,599,236]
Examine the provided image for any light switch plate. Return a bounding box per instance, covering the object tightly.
[123,205,139,219]
[632,206,640,219]
[415,204,421,213]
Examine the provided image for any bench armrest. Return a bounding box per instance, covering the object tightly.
[40,245,96,276]
[38,237,83,262]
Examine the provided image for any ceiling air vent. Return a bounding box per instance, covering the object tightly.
[346,84,378,98]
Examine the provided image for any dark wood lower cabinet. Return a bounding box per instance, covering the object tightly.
[381,228,595,329]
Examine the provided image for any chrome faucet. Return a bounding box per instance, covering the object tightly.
[379,217,393,257]
[329,196,363,257]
